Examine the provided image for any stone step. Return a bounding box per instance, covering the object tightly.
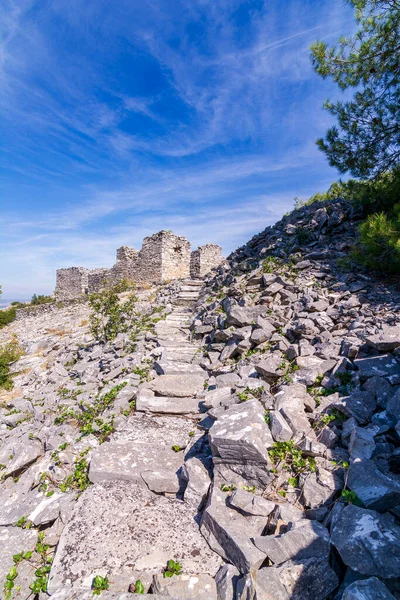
[136,394,202,415]
[179,288,202,294]
[157,338,199,347]
[154,361,207,377]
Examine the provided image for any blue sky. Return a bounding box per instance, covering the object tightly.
[0,0,354,297]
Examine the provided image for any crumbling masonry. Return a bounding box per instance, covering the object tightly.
[56,230,223,301]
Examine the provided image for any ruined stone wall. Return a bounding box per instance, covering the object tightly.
[160,232,191,281]
[135,231,190,283]
[55,231,221,300]
[190,244,222,277]
[55,267,89,301]
[87,268,114,294]
[113,246,140,282]
[135,233,163,282]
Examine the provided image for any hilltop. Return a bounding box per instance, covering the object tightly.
[1,198,400,600]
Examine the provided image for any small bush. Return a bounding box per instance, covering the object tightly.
[0,337,24,390]
[89,280,137,343]
[354,207,400,273]
[31,294,54,305]
[0,308,16,329]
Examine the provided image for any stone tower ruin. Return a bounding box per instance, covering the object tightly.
[55,230,223,301]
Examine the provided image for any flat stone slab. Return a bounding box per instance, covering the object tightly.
[331,504,400,578]
[149,374,205,397]
[153,573,217,600]
[136,391,202,414]
[228,488,275,517]
[89,441,183,485]
[155,361,208,378]
[365,326,400,352]
[48,481,222,594]
[112,413,193,447]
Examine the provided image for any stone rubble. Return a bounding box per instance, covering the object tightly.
[1,198,400,598]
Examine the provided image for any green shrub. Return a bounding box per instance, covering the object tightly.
[31,294,54,305]
[0,308,16,329]
[89,280,137,343]
[293,168,400,215]
[0,337,24,390]
[354,207,400,273]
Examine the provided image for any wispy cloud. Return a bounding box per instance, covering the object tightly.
[0,0,355,296]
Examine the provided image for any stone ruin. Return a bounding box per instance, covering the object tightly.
[55,230,223,301]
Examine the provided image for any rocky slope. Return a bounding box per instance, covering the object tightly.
[1,198,400,600]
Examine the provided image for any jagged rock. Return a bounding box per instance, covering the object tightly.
[354,355,400,384]
[348,427,377,460]
[89,441,182,485]
[152,573,217,599]
[48,481,222,593]
[257,557,338,600]
[215,564,240,600]
[215,373,241,388]
[362,376,393,408]
[181,456,211,510]
[270,411,293,441]
[141,469,180,494]
[226,306,266,327]
[342,577,396,600]
[331,504,400,578]
[148,374,205,397]
[0,434,42,478]
[202,387,234,409]
[236,573,257,600]
[334,391,376,424]
[253,520,330,564]
[208,399,273,486]
[386,388,400,424]
[200,487,267,573]
[228,488,275,517]
[302,466,344,509]
[250,328,274,345]
[255,567,289,600]
[347,459,400,511]
[255,356,286,379]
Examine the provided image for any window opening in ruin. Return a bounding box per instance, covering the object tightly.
[174,246,182,254]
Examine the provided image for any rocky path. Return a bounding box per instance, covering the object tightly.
[47,279,226,599]
[2,199,400,600]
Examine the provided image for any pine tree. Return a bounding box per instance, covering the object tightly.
[311,0,400,178]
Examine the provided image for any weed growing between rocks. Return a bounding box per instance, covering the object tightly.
[3,532,53,599]
[269,441,316,479]
[92,574,109,595]
[55,382,127,442]
[163,560,182,578]
[132,579,145,594]
[59,449,91,493]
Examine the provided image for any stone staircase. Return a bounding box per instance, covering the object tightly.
[175,277,204,306]
[154,278,205,377]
